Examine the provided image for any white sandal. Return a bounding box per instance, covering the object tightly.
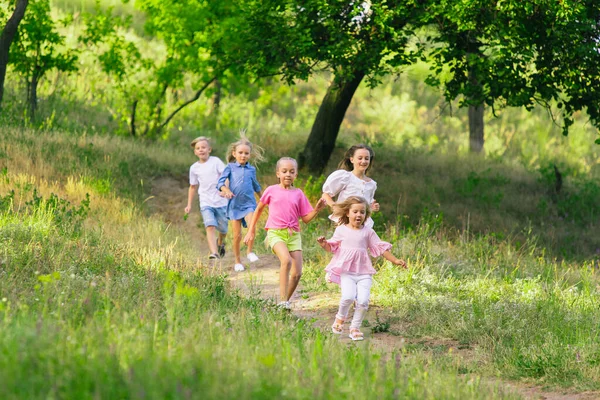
[349,328,364,341]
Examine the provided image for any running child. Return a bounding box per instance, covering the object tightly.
[184,136,228,259]
[217,134,263,272]
[317,196,406,341]
[244,157,327,309]
[322,144,379,228]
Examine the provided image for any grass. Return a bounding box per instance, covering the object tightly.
[0,126,520,399]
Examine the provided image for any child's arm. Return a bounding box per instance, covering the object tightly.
[185,184,199,214]
[243,201,267,245]
[316,236,332,252]
[382,251,407,267]
[322,193,336,208]
[217,165,234,199]
[301,198,327,224]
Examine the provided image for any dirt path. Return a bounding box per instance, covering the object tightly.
[149,175,599,400]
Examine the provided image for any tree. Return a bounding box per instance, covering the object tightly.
[425,0,600,151]
[241,0,425,174]
[0,0,28,110]
[10,0,78,119]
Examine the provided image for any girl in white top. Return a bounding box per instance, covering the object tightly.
[322,144,379,228]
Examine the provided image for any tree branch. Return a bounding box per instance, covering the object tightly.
[0,0,29,108]
[158,76,217,131]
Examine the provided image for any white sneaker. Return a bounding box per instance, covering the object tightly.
[247,252,259,263]
[234,263,245,272]
[277,301,291,310]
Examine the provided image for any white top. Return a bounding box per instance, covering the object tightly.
[189,156,228,208]
[322,169,377,228]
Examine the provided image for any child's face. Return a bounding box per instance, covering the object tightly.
[194,140,211,162]
[233,144,251,165]
[276,160,298,187]
[347,203,367,228]
[350,149,371,174]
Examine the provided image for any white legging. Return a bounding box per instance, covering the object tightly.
[336,274,373,330]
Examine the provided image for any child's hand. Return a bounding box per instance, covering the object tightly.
[393,258,407,268]
[221,189,234,199]
[184,206,191,214]
[370,200,380,212]
[315,197,327,211]
[243,231,255,245]
[316,236,327,247]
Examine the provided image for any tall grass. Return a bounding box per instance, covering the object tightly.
[0,127,519,399]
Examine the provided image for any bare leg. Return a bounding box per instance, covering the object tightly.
[286,250,303,301]
[231,220,242,264]
[205,226,218,255]
[272,242,292,301]
[244,211,255,255]
[217,232,226,247]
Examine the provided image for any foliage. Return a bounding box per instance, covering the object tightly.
[425,0,600,140]
[9,0,78,118]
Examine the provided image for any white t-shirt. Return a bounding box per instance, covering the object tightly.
[189,156,228,208]
[322,169,378,228]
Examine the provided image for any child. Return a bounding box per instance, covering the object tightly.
[322,144,379,228]
[244,157,327,309]
[317,196,406,341]
[184,136,228,259]
[217,134,264,272]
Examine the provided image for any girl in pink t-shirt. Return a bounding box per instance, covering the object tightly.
[317,196,406,341]
[245,157,326,309]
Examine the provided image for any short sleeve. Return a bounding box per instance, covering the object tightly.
[216,164,231,190]
[367,229,393,257]
[215,157,226,175]
[189,165,199,185]
[322,170,351,197]
[325,226,345,253]
[259,186,274,205]
[297,190,314,217]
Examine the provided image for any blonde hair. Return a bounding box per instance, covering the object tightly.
[190,136,212,149]
[226,129,265,164]
[338,144,375,174]
[275,157,298,185]
[333,196,371,226]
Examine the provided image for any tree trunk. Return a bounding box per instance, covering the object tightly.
[299,71,365,175]
[27,68,40,119]
[212,78,221,114]
[468,103,484,153]
[0,0,29,110]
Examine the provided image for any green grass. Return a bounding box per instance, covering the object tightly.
[0,127,520,399]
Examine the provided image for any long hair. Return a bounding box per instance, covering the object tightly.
[337,144,375,174]
[332,196,371,226]
[226,129,265,164]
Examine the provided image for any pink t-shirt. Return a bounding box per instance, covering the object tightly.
[260,185,314,231]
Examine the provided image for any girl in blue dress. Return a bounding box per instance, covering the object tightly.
[217,135,264,272]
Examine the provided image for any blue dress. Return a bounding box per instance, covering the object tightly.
[216,162,261,226]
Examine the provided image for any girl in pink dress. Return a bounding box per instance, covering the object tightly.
[244,157,327,309]
[317,196,406,341]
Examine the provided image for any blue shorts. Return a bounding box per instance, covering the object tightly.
[200,206,228,234]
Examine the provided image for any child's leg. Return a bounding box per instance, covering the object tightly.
[349,275,373,330]
[272,242,292,301]
[231,220,242,264]
[205,226,218,255]
[244,211,255,254]
[337,274,358,321]
[287,250,303,301]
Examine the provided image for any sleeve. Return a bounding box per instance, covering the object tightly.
[216,164,231,190]
[189,165,199,185]
[366,180,377,203]
[215,157,226,175]
[251,169,262,193]
[259,186,273,205]
[367,229,393,257]
[325,227,344,253]
[322,170,350,197]
[297,190,314,217]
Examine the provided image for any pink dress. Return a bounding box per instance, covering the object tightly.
[324,225,392,285]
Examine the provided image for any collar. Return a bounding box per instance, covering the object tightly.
[234,161,249,167]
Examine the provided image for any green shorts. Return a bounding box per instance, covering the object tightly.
[266,228,303,252]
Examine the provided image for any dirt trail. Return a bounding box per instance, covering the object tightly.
[149,175,599,400]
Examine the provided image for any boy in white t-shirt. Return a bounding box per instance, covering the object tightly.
[185,136,229,259]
